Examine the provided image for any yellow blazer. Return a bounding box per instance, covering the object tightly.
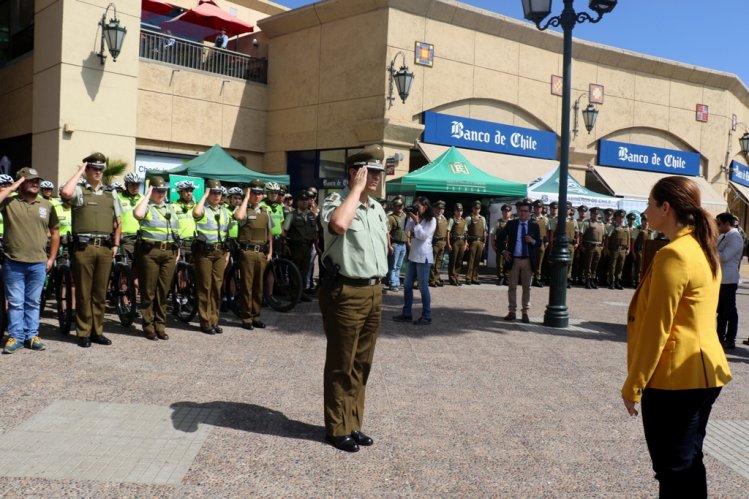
[621,227,732,403]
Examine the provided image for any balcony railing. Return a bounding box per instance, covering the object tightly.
[139,28,267,84]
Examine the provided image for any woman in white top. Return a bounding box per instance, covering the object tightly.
[393,197,436,325]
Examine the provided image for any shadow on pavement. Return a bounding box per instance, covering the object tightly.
[169,401,325,442]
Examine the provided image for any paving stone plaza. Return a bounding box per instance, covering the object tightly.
[2,268,749,497]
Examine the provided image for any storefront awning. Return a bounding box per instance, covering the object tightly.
[729,181,749,205]
[591,165,727,214]
[417,142,579,184]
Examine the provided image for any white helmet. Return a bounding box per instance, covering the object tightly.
[109,182,124,191]
[265,181,281,192]
[40,180,55,189]
[227,187,243,196]
[0,174,13,185]
[220,186,228,196]
[176,180,198,191]
[124,172,141,184]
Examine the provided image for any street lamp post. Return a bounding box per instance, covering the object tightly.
[520,0,617,328]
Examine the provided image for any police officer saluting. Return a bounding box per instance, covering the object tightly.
[283,189,317,303]
[234,179,273,330]
[174,181,198,255]
[464,200,487,285]
[134,176,180,341]
[118,173,144,260]
[447,203,468,286]
[61,152,122,348]
[319,144,388,453]
[193,179,231,334]
[429,200,448,287]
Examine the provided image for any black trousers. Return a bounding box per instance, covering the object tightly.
[716,283,738,344]
[641,387,722,499]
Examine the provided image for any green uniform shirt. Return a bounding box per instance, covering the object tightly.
[0,195,59,263]
[320,189,388,279]
[71,184,123,217]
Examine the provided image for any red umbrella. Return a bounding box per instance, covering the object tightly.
[161,0,253,38]
[142,0,175,16]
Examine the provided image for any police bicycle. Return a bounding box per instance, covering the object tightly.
[0,239,6,334]
[171,245,197,323]
[108,246,137,327]
[53,236,75,334]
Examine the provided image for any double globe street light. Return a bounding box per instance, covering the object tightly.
[519,0,618,328]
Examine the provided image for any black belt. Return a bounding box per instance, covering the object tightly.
[74,235,113,248]
[433,236,446,242]
[467,237,485,242]
[339,275,380,286]
[513,256,529,259]
[198,242,225,252]
[240,242,267,252]
[391,240,406,244]
[451,236,465,240]
[140,241,178,251]
[584,242,602,246]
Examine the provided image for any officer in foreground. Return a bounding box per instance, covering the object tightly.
[319,144,388,453]
[61,152,122,348]
[134,176,180,340]
[192,179,232,334]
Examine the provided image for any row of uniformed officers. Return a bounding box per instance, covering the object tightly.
[46,152,295,346]
[386,197,658,291]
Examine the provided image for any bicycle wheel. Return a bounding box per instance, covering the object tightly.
[263,257,302,312]
[40,268,54,313]
[55,264,74,335]
[113,263,137,327]
[172,262,197,323]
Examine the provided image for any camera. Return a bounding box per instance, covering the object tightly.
[404,205,418,215]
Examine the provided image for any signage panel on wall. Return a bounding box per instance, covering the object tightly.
[729,160,749,188]
[598,140,700,177]
[423,112,557,160]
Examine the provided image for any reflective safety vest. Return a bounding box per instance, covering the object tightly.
[72,187,115,235]
[56,203,73,236]
[262,200,284,237]
[196,204,231,243]
[0,211,3,237]
[139,203,178,242]
[118,192,143,235]
[174,200,197,240]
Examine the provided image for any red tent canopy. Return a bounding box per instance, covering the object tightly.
[142,0,175,15]
[161,0,253,38]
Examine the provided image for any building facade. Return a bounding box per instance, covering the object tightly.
[2,0,749,219]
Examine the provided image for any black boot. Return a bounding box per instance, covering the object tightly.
[615,279,624,290]
[585,279,592,289]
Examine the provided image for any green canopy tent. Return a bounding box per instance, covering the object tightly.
[148,144,289,185]
[387,146,527,197]
[527,166,619,209]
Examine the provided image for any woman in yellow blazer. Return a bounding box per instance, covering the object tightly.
[621,176,731,498]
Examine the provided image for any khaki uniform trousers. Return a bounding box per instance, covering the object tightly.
[289,242,312,292]
[429,240,446,285]
[633,251,643,286]
[137,246,177,335]
[448,241,466,285]
[194,248,227,329]
[319,281,381,438]
[466,240,484,283]
[608,247,628,283]
[533,244,546,281]
[566,244,575,278]
[583,244,602,280]
[72,244,113,338]
[507,257,532,313]
[572,244,585,282]
[238,248,266,324]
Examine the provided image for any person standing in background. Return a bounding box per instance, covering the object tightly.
[464,201,486,285]
[429,200,448,287]
[715,212,742,350]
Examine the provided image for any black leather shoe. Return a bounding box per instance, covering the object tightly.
[300,294,313,302]
[326,435,359,453]
[437,280,444,287]
[78,336,91,348]
[201,326,216,335]
[242,322,254,330]
[413,317,432,326]
[428,283,437,288]
[91,334,112,345]
[591,281,598,289]
[251,320,266,329]
[392,314,412,323]
[213,326,223,334]
[350,431,374,446]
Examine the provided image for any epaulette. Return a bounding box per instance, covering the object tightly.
[325,192,341,203]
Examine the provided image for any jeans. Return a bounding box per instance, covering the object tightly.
[306,246,316,289]
[641,387,721,499]
[716,283,738,344]
[388,242,407,287]
[3,259,47,342]
[402,259,431,320]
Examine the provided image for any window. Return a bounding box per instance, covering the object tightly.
[0,0,34,64]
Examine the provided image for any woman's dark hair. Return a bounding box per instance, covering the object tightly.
[651,176,719,277]
[415,196,434,222]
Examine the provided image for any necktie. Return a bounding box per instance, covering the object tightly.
[521,222,527,257]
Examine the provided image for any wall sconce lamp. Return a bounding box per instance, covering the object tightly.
[740,130,749,156]
[572,93,598,138]
[387,51,415,109]
[97,3,127,64]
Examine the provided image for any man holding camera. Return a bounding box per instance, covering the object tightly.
[319,144,388,453]
[61,152,122,348]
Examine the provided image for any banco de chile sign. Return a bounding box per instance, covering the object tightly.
[423,112,557,160]
[729,160,749,188]
[598,139,700,177]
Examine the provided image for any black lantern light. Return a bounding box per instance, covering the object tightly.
[98,3,127,64]
[387,51,415,109]
[582,103,598,133]
[740,132,749,156]
[588,0,618,14]
[521,0,553,24]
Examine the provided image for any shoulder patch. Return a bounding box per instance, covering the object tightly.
[325,192,341,203]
